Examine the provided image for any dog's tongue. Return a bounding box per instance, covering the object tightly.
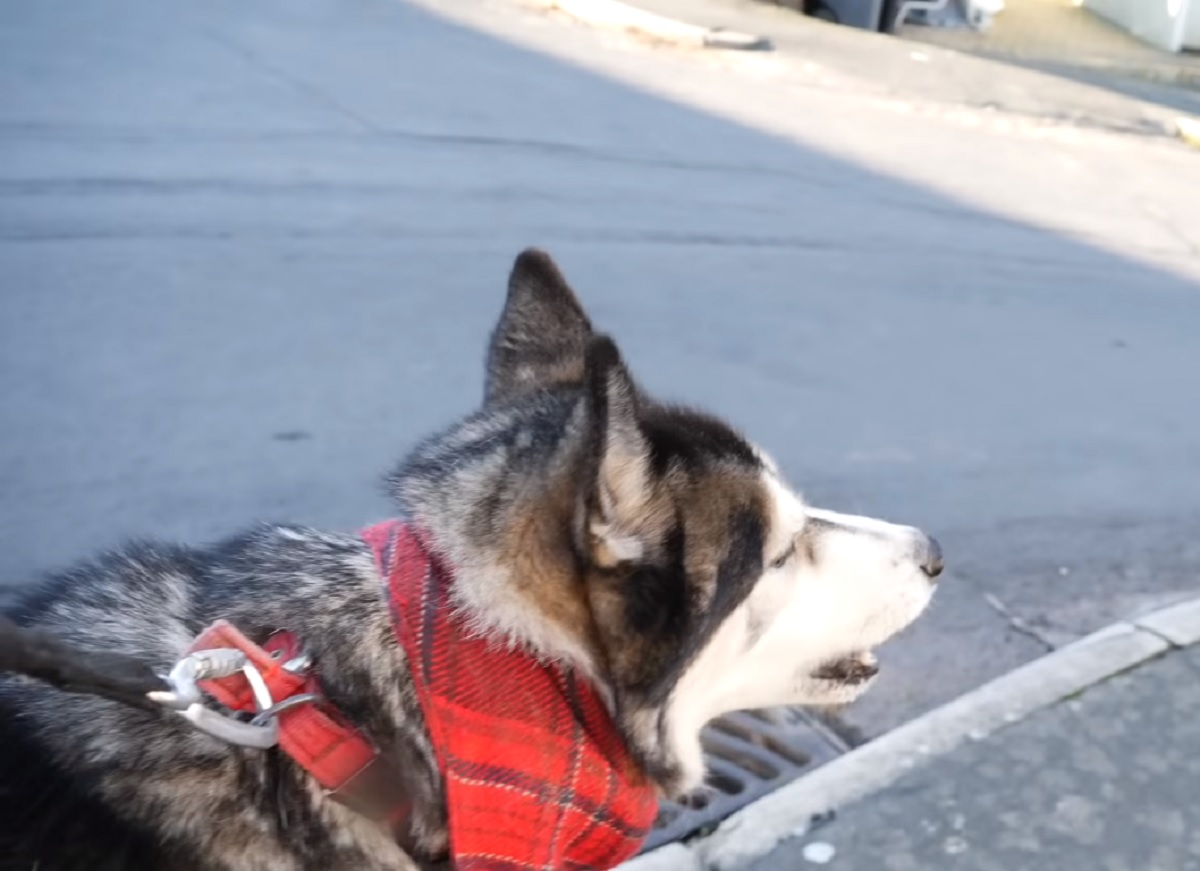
[813,651,879,683]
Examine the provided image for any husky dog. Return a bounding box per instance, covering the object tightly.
[0,249,942,871]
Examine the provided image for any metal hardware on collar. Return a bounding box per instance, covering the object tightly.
[148,648,246,710]
[283,652,313,674]
[149,648,282,749]
[177,699,281,749]
[148,618,410,829]
[250,692,321,726]
[240,660,275,712]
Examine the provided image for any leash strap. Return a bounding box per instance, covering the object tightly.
[0,614,166,711]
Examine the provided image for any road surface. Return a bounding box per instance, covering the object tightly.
[2,0,1199,736]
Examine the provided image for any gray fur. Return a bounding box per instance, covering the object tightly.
[1,528,447,870]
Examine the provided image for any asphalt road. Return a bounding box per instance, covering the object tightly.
[2,0,1199,737]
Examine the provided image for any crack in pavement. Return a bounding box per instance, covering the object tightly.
[195,25,380,134]
[983,592,1058,653]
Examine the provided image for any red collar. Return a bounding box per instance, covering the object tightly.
[184,620,411,826]
[363,519,659,870]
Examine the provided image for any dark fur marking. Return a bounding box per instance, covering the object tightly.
[708,509,766,625]
[622,523,692,660]
[627,508,765,710]
[640,405,761,477]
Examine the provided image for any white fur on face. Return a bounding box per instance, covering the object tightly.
[665,466,937,790]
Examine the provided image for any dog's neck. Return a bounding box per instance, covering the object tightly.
[391,468,701,799]
[394,503,606,686]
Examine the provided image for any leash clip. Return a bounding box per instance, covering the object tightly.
[149,647,282,749]
[149,621,323,750]
[149,648,245,710]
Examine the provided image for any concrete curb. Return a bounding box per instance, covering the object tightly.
[533,0,772,50]
[622,595,1200,871]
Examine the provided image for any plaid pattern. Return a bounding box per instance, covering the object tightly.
[362,520,658,871]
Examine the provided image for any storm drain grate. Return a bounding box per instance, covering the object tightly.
[639,707,850,853]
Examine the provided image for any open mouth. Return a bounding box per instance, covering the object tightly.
[811,650,879,685]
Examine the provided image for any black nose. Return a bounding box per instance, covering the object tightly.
[918,534,944,580]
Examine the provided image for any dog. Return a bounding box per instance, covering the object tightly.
[0,249,943,871]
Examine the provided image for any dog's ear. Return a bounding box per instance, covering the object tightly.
[484,248,594,406]
[583,336,659,569]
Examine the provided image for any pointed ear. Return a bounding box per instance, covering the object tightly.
[484,248,594,406]
[583,336,656,568]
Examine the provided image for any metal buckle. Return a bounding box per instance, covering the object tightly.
[148,649,282,749]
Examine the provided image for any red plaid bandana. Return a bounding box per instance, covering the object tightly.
[362,520,658,870]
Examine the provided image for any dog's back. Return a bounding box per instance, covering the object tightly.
[0,530,435,871]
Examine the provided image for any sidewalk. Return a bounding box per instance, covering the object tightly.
[903,0,1200,90]
[626,599,1200,870]
[902,0,1200,117]
[543,0,1200,135]
[745,642,1200,870]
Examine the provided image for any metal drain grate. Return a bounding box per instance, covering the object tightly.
[639,707,850,853]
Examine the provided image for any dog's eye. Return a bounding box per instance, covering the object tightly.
[769,543,796,570]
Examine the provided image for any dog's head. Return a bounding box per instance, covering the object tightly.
[392,249,941,795]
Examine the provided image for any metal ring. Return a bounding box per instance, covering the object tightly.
[179,704,280,749]
[241,662,275,713]
[250,692,321,726]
